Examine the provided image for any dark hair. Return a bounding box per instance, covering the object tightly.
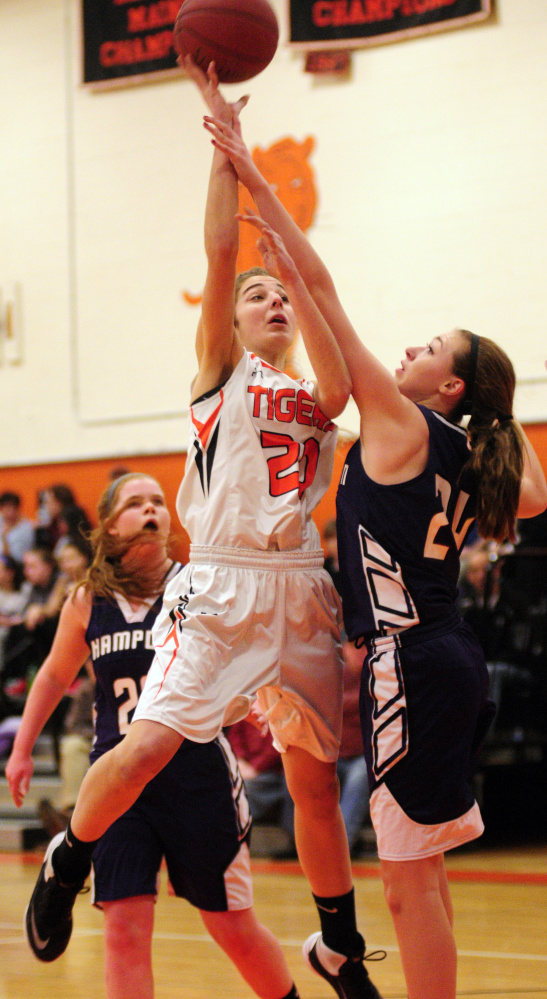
[108,465,132,482]
[0,553,24,590]
[60,532,93,566]
[25,545,57,567]
[48,484,76,508]
[0,491,21,508]
[452,330,523,542]
[58,504,92,540]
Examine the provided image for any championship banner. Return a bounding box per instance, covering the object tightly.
[288,0,492,50]
[82,0,180,88]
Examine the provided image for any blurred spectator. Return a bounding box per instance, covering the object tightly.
[53,504,93,558]
[1,547,64,701]
[337,644,370,857]
[0,492,36,564]
[229,651,371,860]
[459,544,500,611]
[38,670,95,837]
[323,517,341,594]
[458,541,522,661]
[323,517,371,856]
[32,535,94,629]
[20,547,66,632]
[108,465,132,481]
[0,555,32,698]
[227,717,296,857]
[35,484,91,553]
[503,508,547,605]
[57,536,93,585]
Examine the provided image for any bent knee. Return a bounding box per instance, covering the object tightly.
[382,877,407,918]
[381,856,443,917]
[290,768,340,818]
[103,898,154,954]
[114,721,182,784]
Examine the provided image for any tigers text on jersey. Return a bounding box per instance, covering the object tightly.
[336,405,477,642]
[180,349,338,552]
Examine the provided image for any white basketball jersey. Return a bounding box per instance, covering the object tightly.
[178,350,338,551]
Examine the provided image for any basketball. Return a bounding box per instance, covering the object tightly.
[174,0,279,84]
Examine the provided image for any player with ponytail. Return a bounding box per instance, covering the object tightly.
[199,102,547,999]
[8,474,300,999]
[452,330,524,542]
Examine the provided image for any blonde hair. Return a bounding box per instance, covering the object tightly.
[79,474,173,602]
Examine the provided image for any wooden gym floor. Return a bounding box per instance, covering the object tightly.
[1,844,546,998]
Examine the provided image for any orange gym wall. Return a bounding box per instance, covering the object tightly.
[2,424,547,561]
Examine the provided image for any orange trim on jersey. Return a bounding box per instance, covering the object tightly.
[155,617,180,697]
[249,352,282,374]
[249,353,309,388]
[190,390,224,450]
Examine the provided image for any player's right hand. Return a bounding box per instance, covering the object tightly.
[5,751,34,808]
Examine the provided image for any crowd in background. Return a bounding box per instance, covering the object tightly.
[0,484,376,857]
[0,484,94,709]
[457,512,547,757]
[2,474,547,855]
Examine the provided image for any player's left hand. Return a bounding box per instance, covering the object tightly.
[180,56,249,125]
[237,210,298,289]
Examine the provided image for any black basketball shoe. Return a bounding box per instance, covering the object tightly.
[24,832,86,962]
[303,931,383,999]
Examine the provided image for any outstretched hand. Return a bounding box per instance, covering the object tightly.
[179,55,248,126]
[237,210,299,288]
[203,112,257,188]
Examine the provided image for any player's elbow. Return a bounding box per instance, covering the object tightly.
[318,377,352,420]
[205,228,238,267]
[518,483,547,520]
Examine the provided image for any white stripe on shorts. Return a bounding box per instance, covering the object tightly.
[370,781,484,861]
[190,544,325,571]
[224,841,254,910]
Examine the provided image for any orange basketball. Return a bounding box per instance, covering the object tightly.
[174,0,279,84]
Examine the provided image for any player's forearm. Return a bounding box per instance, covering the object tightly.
[204,151,239,263]
[284,268,351,418]
[247,169,331,297]
[11,668,68,758]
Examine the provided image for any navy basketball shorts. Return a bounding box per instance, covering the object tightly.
[91,734,252,911]
[361,618,496,860]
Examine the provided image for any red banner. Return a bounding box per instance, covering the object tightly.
[82,0,180,88]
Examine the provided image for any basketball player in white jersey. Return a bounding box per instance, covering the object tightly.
[22,59,383,999]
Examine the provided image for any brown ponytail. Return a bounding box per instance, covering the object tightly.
[452,331,524,543]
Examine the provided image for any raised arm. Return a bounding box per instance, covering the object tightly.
[238,210,350,418]
[516,422,547,518]
[203,114,427,468]
[182,58,248,402]
[5,590,92,807]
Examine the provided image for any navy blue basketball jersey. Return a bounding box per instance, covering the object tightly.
[336,406,477,642]
[86,563,182,761]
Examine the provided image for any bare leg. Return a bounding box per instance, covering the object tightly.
[102,896,155,999]
[381,854,457,999]
[70,721,183,841]
[438,857,454,927]
[201,907,294,999]
[281,745,352,896]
